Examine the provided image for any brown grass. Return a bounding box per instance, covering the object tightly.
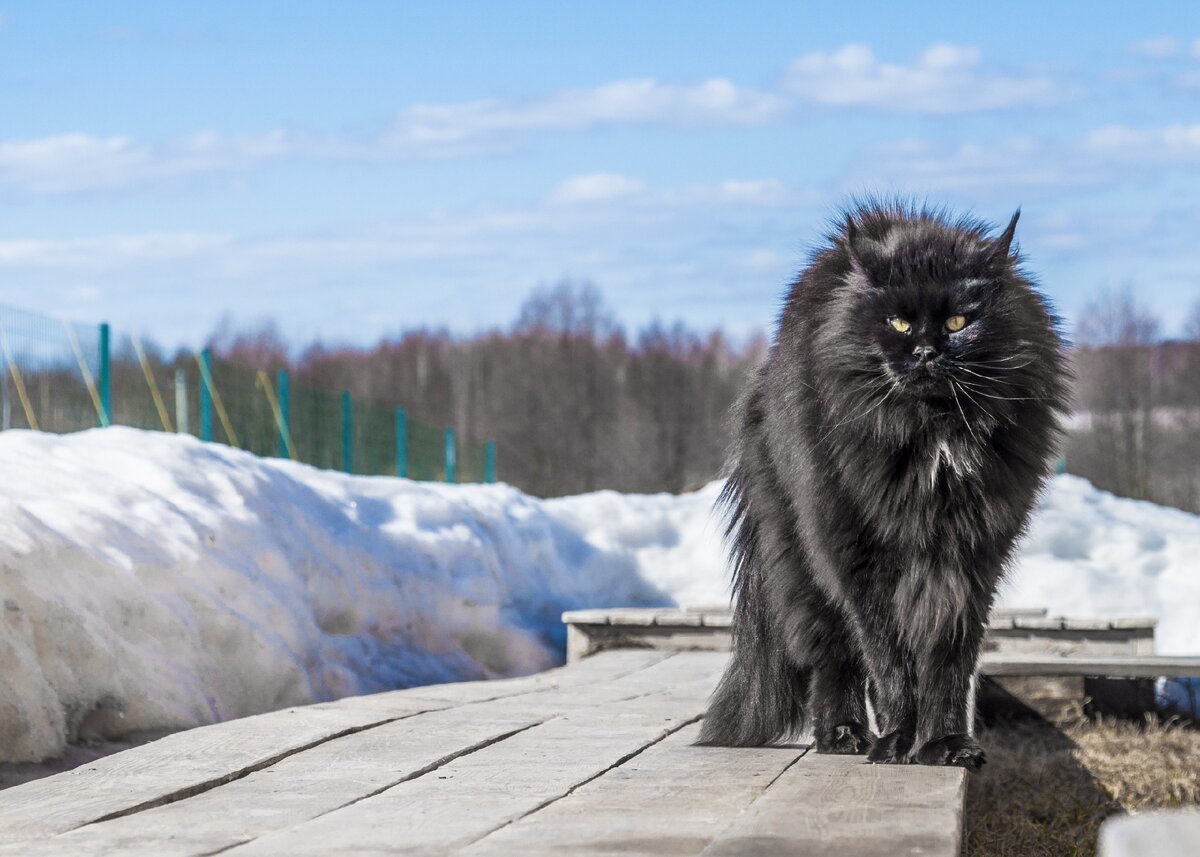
[964,716,1200,857]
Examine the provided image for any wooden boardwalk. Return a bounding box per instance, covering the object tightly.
[0,650,966,856]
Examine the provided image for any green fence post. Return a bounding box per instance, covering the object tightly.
[341,391,353,474]
[98,323,111,427]
[395,407,408,479]
[444,427,456,483]
[278,370,290,459]
[200,349,213,441]
[485,440,496,484]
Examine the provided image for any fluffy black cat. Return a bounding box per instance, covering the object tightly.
[697,201,1070,770]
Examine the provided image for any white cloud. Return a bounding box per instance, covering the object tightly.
[1084,124,1200,162]
[1129,36,1181,58]
[0,130,305,193]
[784,43,1073,113]
[549,173,645,205]
[861,136,1102,191]
[0,76,786,194]
[546,174,805,209]
[375,78,786,157]
[0,232,232,268]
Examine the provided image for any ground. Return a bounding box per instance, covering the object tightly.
[965,715,1200,857]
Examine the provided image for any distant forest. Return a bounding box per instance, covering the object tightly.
[208,282,1200,514]
[211,282,765,497]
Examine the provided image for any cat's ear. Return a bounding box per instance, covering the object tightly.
[989,208,1020,262]
[844,215,869,274]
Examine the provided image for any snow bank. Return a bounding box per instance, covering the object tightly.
[0,428,670,763]
[3,426,1198,764]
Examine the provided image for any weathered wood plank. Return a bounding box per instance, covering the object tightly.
[981,653,1200,678]
[698,752,966,857]
[2,652,709,857]
[216,654,728,856]
[0,650,671,844]
[8,713,542,857]
[459,722,806,856]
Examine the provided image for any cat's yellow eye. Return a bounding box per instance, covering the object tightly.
[889,317,911,334]
[945,315,967,332]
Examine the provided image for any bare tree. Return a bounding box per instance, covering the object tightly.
[1064,286,1200,512]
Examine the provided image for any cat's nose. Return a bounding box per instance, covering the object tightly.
[912,344,937,363]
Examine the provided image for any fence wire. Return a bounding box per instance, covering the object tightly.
[0,304,494,483]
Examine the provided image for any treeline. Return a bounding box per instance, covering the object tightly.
[1065,290,1200,514]
[211,282,765,497]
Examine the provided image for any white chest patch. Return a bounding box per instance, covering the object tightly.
[928,437,976,489]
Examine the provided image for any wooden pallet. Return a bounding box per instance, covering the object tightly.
[0,650,966,857]
[562,607,1158,663]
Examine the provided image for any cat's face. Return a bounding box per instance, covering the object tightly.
[842,222,1022,405]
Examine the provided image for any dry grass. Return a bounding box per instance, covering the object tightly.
[964,716,1200,857]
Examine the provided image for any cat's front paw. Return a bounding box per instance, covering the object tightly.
[915,733,986,771]
[816,722,876,755]
[867,730,914,764]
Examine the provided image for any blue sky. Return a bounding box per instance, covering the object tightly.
[0,1,1197,347]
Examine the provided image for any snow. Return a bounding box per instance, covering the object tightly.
[2,427,1198,763]
[0,428,670,764]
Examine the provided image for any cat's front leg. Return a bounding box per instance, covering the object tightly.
[860,635,919,764]
[913,622,987,771]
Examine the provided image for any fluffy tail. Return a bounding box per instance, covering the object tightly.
[696,472,806,746]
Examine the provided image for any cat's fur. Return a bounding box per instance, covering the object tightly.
[696,201,1070,770]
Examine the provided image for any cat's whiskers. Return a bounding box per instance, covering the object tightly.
[815,381,897,445]
[950,378,1052,402]
[951,379,1004,428]
[951,364,1028,387]
[948,380,982,446]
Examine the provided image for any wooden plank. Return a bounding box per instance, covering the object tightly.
[981,653,1200,678]
[991,607,1049,619]
[459,722,806,856]
[700,612,733,628]
[315,648,670,710]
[698,752,966,857]
[216,654,729,856]
[5,714,543,857]
[0,650,671,844]
[572,623,732,660]
[653,612,704,627]
[2,652,708,857]
[1107,617,1159,630]
[561,609,614,626]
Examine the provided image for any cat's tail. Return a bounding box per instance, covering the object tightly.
[696,474,806,746]
[696,603,805,746]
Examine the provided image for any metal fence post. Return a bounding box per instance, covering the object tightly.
[444,427,456,483]
[341,391,353,474]
[200,349,213,441]
[174,368,189,434]
[485,440,496,484]
[98,323,111,427]
[278,370,290,459]
[395,407,408,478]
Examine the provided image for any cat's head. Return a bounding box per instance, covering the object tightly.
[833,207,1029,406]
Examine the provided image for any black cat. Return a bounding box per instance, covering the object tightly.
[697,201,1070,770]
